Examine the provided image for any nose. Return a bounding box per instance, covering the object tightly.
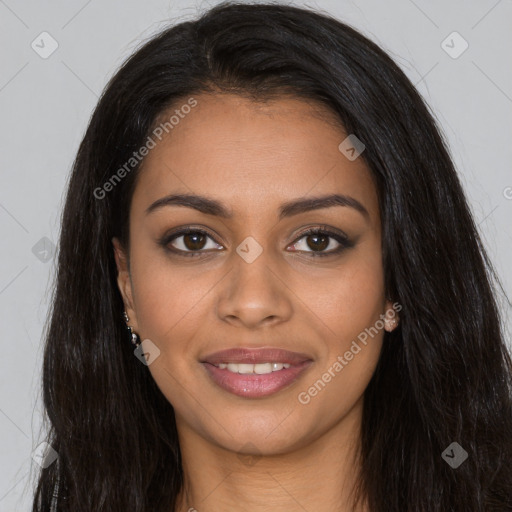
[215,249,293,329]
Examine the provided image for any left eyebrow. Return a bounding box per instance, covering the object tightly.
[278,193,369,221]
[145,192,370,221]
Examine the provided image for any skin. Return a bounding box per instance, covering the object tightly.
[113,93,399,512]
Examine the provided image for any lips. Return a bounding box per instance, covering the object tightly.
[200,347,313,398]
[201,347,312,366]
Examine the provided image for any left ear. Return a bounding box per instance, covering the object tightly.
[383,299,400,332]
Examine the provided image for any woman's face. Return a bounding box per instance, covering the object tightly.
[113,93,397,456]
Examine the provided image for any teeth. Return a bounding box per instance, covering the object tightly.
[217,362,292,374]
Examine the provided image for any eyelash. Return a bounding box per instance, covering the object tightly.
[158,226,353,258]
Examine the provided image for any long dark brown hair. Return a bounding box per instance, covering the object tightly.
[32,2,512,510]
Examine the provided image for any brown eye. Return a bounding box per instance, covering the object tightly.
[304,233,330,252]
[288,227,353,257]
[160,228,224,257]
[181,232,208,251]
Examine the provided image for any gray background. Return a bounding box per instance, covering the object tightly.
[1,0,511,509]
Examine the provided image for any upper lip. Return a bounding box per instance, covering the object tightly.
[201,347,313,366]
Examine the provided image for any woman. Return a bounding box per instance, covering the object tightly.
[33,2,512,511]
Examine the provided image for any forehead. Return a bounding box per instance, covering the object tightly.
[131,93,379,223]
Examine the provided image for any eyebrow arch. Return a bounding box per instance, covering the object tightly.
[145,192,370,221]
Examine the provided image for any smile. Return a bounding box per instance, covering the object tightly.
[201,347,313,398]
[214,362,292,374]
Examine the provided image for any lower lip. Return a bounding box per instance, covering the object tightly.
[202,361,313,398]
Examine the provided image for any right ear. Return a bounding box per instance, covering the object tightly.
[112,237,139,332]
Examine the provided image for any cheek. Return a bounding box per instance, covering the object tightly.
[299,245,386,346]
[294,283,385,433]
[294,247,385,406]
[128,251,211,409]
[129,247,216,344]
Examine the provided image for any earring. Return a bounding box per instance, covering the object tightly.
[123,310,141,348]
[385,316,399,332]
